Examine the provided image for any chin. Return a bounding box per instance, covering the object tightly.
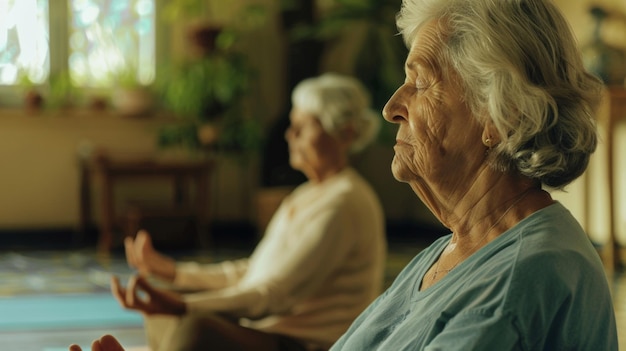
[288,160,299,171]
[289,157,307,172]
[391,158,413,183]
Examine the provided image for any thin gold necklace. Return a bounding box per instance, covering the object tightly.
[428,187,534,284]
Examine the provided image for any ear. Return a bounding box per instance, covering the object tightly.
[481,122,500,148]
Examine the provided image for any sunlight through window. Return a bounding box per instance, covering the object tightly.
[69,0,155,87]
[0,0,156,88]
[0,0,50,85]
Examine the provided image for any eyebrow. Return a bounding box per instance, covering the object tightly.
[405,58,435,75]
[405,49,445,80]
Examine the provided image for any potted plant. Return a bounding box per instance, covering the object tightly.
[155,3,266,154]
[109,64,154,117]
[18,73,44,112]
[19,69,79,111]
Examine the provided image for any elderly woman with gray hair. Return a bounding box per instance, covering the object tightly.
[331,0,618,350]
[70,73,386,351]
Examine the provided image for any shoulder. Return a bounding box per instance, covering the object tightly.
[511,202,604,278]
[311,168,382,212]
[496,204,615,348]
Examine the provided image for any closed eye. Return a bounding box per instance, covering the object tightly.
[415,78,429,91]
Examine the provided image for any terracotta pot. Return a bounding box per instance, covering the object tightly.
[187,25,222,57]
[24,89,44,111]
[111,88,153,117]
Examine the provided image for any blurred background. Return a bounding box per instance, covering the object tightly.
[0,0,624,258]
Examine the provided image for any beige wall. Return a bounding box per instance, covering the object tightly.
[0,108,262,229]
[0,109,163,228]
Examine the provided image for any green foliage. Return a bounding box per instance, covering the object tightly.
[112,64,144,88]
[154,3,268,155]
[48,71,72,107]
[156,52,252,123]
[153,2,270,154]
[160,0,207,23]
[157,123,201,150]
[156,116,264,155]
[218,110,264,152]
[155,44,261,154]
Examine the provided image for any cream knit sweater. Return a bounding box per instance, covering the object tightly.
[173,168,386,350]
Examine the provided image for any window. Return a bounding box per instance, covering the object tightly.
[0,0,155,89]
[0,0,49,85]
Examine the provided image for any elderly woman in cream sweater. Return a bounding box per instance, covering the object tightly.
[71,73,386,351]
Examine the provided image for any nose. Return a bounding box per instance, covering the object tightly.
[382,86,408,124]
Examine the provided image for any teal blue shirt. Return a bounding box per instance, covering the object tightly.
[331,203,618,350]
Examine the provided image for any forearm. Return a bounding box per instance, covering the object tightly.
[183,284,272,318]
[174,259,249,290]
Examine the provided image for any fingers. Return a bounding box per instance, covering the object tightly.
[136,230,152,250]
[111,275,150,313]
[126,230,155,277]
[133,275,155,294]
[123,236,136,269]
[68,334,125,351]
[91,338,103,351]
[110,275,128,309]
[125,275,140,307]
[135,231,152,271]
[111,275,185,315]
[99,335,126,351]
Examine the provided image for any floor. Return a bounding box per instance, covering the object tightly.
[0,237,624,350]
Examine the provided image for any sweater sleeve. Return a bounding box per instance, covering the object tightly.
[184,199,357,318]
[173,258,249,290]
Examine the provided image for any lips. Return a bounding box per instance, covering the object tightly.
[395,139,411,146]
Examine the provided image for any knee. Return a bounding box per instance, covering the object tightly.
[167,315,209,351]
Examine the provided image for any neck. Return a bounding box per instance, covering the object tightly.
[418,168,552,245]
[308,163,348,183]
[451,184,550,248]
[306,155,349,183]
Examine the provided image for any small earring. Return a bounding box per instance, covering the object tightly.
[484,138,492,147]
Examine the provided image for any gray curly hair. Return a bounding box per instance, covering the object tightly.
[397,0,603,189]
[291,73,381,154]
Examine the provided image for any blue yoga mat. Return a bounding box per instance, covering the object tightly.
[0,293,143,331]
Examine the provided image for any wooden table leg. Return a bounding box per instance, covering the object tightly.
[98,172,115,253]
[196,168,210,248]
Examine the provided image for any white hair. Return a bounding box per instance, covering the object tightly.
[397,0,603,189]
[291,73,381,153]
